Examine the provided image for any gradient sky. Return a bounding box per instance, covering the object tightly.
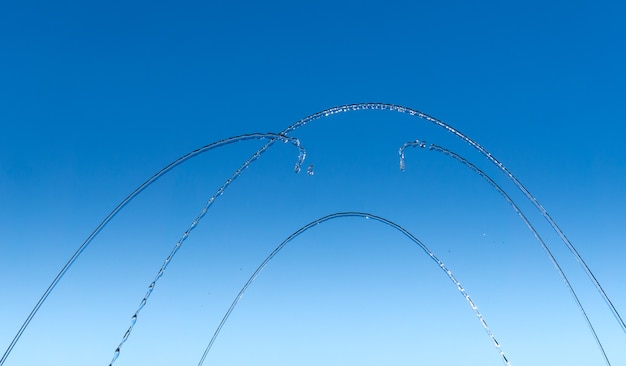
[1,1,625,365]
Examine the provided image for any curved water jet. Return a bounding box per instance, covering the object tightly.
[197,212,510,366]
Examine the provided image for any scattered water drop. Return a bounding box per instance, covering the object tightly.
[306,164,314,176]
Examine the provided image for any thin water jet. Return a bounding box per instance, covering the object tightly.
[197,212,510,366]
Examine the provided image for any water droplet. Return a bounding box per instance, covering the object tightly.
[294,164,301,174]
[109,351,120,365]
[306,164,314,176]
[419,141,427,148]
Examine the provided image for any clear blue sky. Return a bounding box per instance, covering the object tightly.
[1,1,625,365]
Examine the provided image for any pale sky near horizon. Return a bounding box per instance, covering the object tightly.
[1,1,625,365]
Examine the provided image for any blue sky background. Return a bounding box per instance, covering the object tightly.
[1,1,625,365]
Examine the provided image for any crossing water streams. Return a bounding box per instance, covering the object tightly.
[2,104,623,365]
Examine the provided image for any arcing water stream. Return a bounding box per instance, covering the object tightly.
[2,104,622,365]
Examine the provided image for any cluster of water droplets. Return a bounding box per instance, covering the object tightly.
[398,139,430,172]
